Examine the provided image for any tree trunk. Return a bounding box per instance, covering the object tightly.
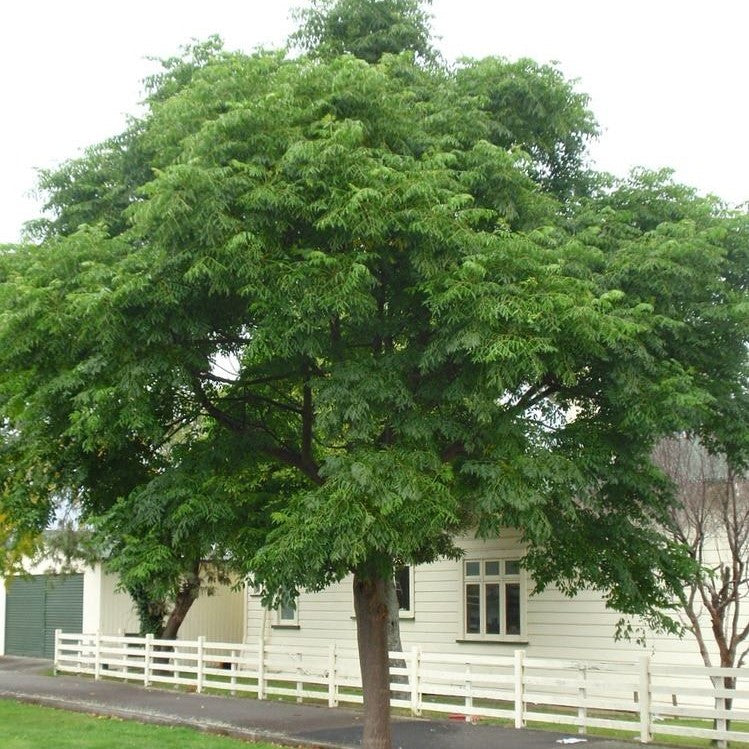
[354,571,392,749]
[154,568,202,675]
[161,575,201,640]
[385,576,408,701]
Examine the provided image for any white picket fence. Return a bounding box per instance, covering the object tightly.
[55,631,749,746]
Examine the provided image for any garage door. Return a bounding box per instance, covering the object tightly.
[5,574,84,658]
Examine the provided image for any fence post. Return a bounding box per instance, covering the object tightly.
[94,631,102,681]
[639,655,652,743]
[230,649,238,696]
[465,662,473,714]
[144,633,153,687]
[410,646,421,716]
[296,652,303,703]
[713,672,728,749]
[328,643,338,707]
[53,629,62,675]
[514,649,525,729]
[257,637,266,700]
[716,690,727,749]
[118,629,128,682]
[196,636,205,694]
[577,663,587,734]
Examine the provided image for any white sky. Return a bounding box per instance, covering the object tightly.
[1,0,747,243]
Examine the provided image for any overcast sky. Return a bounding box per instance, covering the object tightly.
[1,0,746,243]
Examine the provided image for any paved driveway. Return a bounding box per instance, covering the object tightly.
[0,656,50,672]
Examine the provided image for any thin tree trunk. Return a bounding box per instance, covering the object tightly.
[154,567,202,676]
[161,576,201,640]
[354,571,392,749]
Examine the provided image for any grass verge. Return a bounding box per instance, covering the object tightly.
[0,699,283,749]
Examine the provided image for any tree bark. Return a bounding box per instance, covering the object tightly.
[161,568,202,640]
[354,571,392,749]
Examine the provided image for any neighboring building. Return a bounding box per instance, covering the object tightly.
[245,530,730,667]
[0,561,245,658]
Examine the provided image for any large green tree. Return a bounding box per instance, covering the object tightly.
[1,3,747,748]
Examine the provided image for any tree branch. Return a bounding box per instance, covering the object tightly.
[191,377,247,434]
[302,379,313,464]
[192,376,323,486]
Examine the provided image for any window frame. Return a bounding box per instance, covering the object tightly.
[394,565,415,619]
[460,557,527,642]
[274,598,299,628]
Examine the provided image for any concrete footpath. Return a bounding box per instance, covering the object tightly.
[0,657,647,749]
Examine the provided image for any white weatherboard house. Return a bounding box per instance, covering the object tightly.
[3,531,732,670]
[0,561,245,659]
[245,530,728,668]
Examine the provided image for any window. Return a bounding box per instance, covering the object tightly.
[463,559,524,640]
[275,598,299,627]
[394,565,414,618]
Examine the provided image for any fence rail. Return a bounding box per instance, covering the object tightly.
[55,631,749,746]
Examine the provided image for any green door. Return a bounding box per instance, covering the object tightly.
[4,576,45,657]
[5,574,84,658]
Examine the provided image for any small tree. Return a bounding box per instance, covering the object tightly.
[90,435,273,639]
[655,438,749,706]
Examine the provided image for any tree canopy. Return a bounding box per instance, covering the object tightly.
[291,0,437,64]
[1,2,747,747]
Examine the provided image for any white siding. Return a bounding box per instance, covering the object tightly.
[82,565,103,634]
[245,532,734,668]
[97,571,244,642]
[179,582,245,643]
[97,571,140,635]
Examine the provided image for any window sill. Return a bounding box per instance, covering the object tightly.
[350,613,415,620]
[271,624,301,630]
[455,637,528,645]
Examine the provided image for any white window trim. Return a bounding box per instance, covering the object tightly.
[460,557,527,642]
[274,598,299,627]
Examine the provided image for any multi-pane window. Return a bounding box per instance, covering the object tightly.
[464,559,523,639]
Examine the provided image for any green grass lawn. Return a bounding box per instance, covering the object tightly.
[0,700,282,749]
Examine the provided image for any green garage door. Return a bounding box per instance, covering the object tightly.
[5,574,84,658]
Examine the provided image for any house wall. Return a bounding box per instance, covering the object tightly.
[245,532,729,667]
[96,571,245,643]
[82,564,103,634]
[180,581,246,643]
[97,571,140,635]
